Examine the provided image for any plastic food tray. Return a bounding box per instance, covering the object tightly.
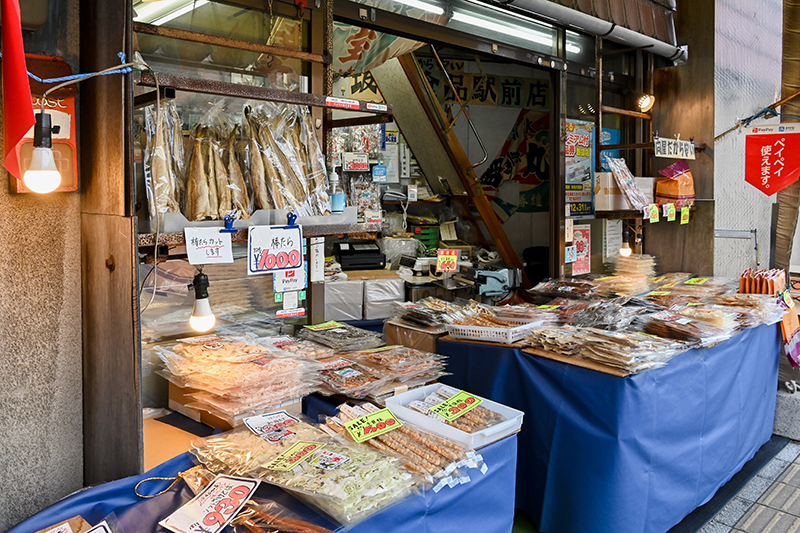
[445,321,540,344]
[386,384,524,448]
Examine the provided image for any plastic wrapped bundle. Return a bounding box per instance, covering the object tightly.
[142,101,182,229]
[258,335,334,359]
[639,310,733,346]
[526,325,584,356]
[671,304,740,330]
[570,297,648,330]
[347,345,448,386]
[299,321,384,352]
[714,293,786,327]
[527,278,599,300]
[317,357,391,399]
[492,305,560,325]
[579,328,687,373]
[402,385,507,434]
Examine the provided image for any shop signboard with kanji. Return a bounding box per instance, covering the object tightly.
[745,124,800,195]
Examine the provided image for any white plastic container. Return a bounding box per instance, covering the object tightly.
[445,321,541,344]
[386,383,524,448]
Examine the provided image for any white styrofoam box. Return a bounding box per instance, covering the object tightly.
[324,280,364,321]
[595,172,655,211]
[363,278,405,320]
[386,383,524,448]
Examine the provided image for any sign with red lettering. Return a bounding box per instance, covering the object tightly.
[344,408,402,443]
[248,225,303,275]
[745,125,800,195]
[159,475,259,533]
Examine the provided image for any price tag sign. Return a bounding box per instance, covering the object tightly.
[662,204,670,218]
[596,276,618,281]
[304,321,346,331]
[661,282,678,288]
[245,411,300,443]
[159,475,260,533]
[685,277,709,285]
[668,204,676,222]
[565,245,577,263]
[264,441,326,471]
[325,96,360,110]
[537,304,560,309]
[649,204,660,223]
[184,228,234,265]
[651,275,666,283]
[310,450,351,470]
[646,291,672,296]
[344,408,402,443]
[372,164,388,183]
[248,225,303,275]
[687,302,705,306]
[784,290,796,309]
[436,249,459,272]
[343,152,369,172]
[429,390,484,421]
[681,206,690,224]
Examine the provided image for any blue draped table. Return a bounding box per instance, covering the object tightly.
[9,430,517,533]
[439,323,780,533]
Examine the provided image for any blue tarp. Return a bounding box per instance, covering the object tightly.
[440,323,780,533]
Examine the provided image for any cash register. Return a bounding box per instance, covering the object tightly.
[335,241,386,270]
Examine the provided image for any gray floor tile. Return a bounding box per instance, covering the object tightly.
[740,476,775,502]
[777,443,800,463]
[764,513,800,533]
[760,483,796,509]
[760,459,792,481]
[718,497,756,526]
[782,464,800,488]
[736,504,778,532]
[700,520,732,533]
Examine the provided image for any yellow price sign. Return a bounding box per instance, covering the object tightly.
[429,390,484,421]
[344,408,402,443]
[264,441,326,471]
[436,249,459,272]
[784,290,795,309]
[649,204,660,223]
[647,291,672,296]
[681,206,690,225]
[685,278,709,285]
[304,321,346,331]
[668,204,676,222]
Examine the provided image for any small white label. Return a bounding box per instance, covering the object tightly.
[309,237,325,283]
[159,475,260,533]
[184,228,234,265]
[274,267,307,293]
[364,209,382,223]
[325,96,360,110]
[366,102,388,112]
[310,450,351,470]
[45,523,74,533]
[565,218,573,242]
[244,411,300,443]
[408,185,418,201]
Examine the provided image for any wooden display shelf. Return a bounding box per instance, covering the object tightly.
[138,222,382,247]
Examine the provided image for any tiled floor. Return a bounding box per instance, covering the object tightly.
[700,442,800,533]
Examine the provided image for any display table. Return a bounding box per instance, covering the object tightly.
[439,323,780,533]
[9,433,517,533]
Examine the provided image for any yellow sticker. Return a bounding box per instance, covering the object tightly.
[784,290,795,309]
[649,204,660,223]
[668,204,676,222]
[685,278,709,285]
[264,441,326,471]
[687,302,704,306]
[436,249,459,272]
[661,282,678,288]
[537,304,561,309]
[681,207,690,225]
[304,321,346,331]
[596,276,618,281]
[647,291,672,296]
[345,408,403,443]
[429,391,485,421]
[651,276,666,283]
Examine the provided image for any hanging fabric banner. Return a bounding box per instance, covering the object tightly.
[745,124,800,195]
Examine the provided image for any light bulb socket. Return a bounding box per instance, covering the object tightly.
[192,271,210,300]
[33,113,53,149]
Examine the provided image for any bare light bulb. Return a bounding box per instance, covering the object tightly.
[619,242,632,257]
[190,297,216,332]
[23,147,61,193]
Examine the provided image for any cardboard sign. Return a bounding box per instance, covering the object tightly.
[429,390,484,421]
[159,475,259,533]
[745,125,800,195]
[654,136,696,160]
[436,249,459,272]
[184,228,234,265]
[344,408,402,443]
[248,225,303,275]
[264,442,326,471]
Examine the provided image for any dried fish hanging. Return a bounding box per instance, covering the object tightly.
[143,101,182,230]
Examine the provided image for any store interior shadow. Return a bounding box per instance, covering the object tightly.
[155,412,216,437]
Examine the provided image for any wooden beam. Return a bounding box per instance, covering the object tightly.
[602,105,652,120]
[328,114,392,129]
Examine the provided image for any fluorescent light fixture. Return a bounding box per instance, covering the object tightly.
[395,0,445,15]
[152,0,210,25]
[133,0,189,21]
[451,11,580,53]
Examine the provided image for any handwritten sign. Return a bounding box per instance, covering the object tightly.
[248,225,303,275]
[429,390,484,421]
[264,441,326,471]
[343,152,369,172]
[184,228,233,265]
[654,136,696,160]
[304,321,346,331]
[344,408,402,443]
[681,206,690,224]
[436,249,459,272]
[159,475,259,533]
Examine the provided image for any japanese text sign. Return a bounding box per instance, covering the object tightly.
[244,411,300,443]
[745,125,800,195]
[344,408,402,443]
[429,390,484,421]
[654,136,696,160]
[436,249,459,272]
[184,228,233,265]
[159,475,259,533]
[248,225,303,275]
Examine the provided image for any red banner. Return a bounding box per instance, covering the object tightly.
[745,126,800,195]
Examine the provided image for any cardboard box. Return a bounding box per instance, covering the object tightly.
[594,172,655,211]
[438,240,474,260]
[363,278,405,319]
[324,280,364,321]
[384,318,447,352]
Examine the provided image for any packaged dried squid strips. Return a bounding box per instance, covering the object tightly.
[528,278,599,300]
[578,328,687,373]
[317,357,391,399]
[544,298,591,323]
[639,310,732,346]
[346,345,448,386]
[670,304,739,331]
[257,335,333,360]
[142,101,183,229]
[299,321,384,351]
[714,293,786,327]
[405,385,507,434]
[526,325,583,357]
[191,422,418,526]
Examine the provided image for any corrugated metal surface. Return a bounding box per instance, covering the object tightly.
[546,0,676,45]
[714,0,783,276]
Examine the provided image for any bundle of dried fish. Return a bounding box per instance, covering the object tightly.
[527,278,598,300]
[713,293,786,327]
[671,304,739,330]
[393,301,451,327]
[596,275,650,297]
[570,297,647,330]
[579,328,687,373]
[639,310,732,346]
[143,101,182,228]
[615,254,657,277]
[526,325,583,356]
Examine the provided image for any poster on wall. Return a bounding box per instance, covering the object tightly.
[745,124,800,195]
[565,120,594,218]
[572,224,591,275]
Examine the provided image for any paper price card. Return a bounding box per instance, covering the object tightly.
[649,204,660,223]
[185,228,234,265]
[372,164,388,183]
[429,390,484,421]
[646,291,672,296]
[245,411,300,443]
[304,321,345,331]
[436,249,459,272]
[537,305,560,309]
[685,278,709,285]
[595,276,618,281]
[681,206,690,225]
[310,450,351,470]
[264,441,326,471]
[248,225,303,275]
[344,408,402,443]
[785,290,796,309]
[668,204,676,221]
[651,276,666,283]
[159,475,259,533]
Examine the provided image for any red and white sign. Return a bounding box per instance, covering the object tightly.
[159,475,259,533]
[745,125,800,195]
[248,225,303,275]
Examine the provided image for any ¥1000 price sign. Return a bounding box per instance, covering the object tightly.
[248,225,303,275]
[159,474,260,533]
[429,390,484,421]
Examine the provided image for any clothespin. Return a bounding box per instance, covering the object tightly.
[286,212,298,228]
[221,213,237,233]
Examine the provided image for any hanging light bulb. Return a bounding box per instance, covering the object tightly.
[637,93,656,112]
[620,228,632,257]
[189,269,215,332]
[23,113,62,193]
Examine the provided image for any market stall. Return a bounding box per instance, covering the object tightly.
[439,323,780,533]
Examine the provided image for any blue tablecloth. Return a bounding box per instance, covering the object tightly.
[9,432,517,533]
[343,319,385,334]
[439,323,780,533]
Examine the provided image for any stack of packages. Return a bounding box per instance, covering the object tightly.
[299,321,384,351]
[316,356,390,399]
[569,297,647,330]
[157,335,320,427]
[740,268,787,294]
[324,402,487,491]
[597,255,656,296]
[191,415,419,526]
[637,309,735,347]
[257,335,334,359]
[402,385,508,434]
[491,304,560,326]
[714,294,786,328]
[642,275,738,307]
[527,278,598,301]
[345,346,450,404]
[393,298,457,330]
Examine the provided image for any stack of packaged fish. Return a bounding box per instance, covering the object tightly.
[299,321,384,352]
[527,278,599,301]
[713,293,786,328]
[347,345,449,394]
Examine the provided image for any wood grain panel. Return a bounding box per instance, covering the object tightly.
[82,213,142,484]
[643,200,715,275]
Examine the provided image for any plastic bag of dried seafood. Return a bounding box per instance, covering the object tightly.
[143,100,183,230]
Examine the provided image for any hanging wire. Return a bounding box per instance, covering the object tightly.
[716,87,800,141]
